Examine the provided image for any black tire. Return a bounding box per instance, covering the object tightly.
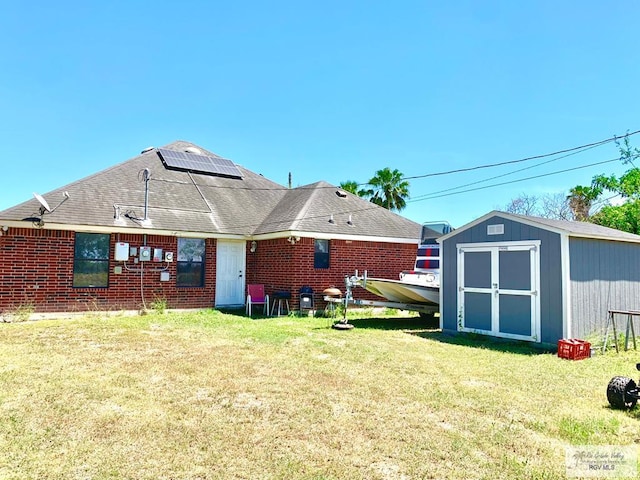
[606,376,638,410]
[419,312,439,328]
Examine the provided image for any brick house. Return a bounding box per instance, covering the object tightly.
[0,141,421,316]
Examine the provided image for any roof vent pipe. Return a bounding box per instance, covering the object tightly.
[185,146,202,155]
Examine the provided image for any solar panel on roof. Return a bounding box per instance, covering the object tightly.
[157,148,243,179]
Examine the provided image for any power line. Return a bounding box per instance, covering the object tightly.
[140,130,640,228]
[149,130,639,195]
[145,155,632,230]
[410,142,607,201]
[409,157,621,202]
[399,129,640,182]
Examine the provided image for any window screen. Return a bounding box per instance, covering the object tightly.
[314,239,330,269]
[177,238,205,287]
[73,233,110,288]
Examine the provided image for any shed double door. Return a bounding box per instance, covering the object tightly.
[457,241,540,342]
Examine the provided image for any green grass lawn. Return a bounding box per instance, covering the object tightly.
[0,310,638,479]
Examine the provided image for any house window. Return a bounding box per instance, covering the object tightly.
[73,233,110,288]
[177,238,205,287]
[314,239,330,269]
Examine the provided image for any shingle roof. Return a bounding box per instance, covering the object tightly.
[254,180,421,239]
[0,141,421,242]
[442,210,640,244]
[507,212,640,241]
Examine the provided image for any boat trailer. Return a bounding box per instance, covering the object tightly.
[324,272,439,328]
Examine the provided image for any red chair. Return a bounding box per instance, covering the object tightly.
[246,284,270,316]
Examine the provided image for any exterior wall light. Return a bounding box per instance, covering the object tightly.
[250,240,257,253]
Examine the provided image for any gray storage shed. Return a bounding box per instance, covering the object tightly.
[439,211,640,345]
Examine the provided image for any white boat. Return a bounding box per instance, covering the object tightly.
[357,276,439,305]
[356,221,453,306]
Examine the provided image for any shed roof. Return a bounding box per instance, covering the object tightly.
[440,210,640,244]
[0,141,421,242]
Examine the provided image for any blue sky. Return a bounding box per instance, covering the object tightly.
[1,1,639,228]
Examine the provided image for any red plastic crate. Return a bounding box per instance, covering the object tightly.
[557,338,591,360]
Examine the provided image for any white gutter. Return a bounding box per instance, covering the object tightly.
[0,221,419,244]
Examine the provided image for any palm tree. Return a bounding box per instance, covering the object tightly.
[567,185,601,221]
[339,180,374,199]
[339,180,359,194]
[367,168,410,212]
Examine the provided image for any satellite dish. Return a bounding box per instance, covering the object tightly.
[33,192,51,213]
[32,191,70,220]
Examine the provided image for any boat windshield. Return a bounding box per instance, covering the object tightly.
[420,222,453,245]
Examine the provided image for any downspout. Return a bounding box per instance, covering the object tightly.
[561,232,571,339]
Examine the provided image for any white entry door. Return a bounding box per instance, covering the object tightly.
[457,241,541,342]
[215,240,246,307]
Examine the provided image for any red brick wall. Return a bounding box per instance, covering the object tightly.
[246,237,417,309]
[0,228,415,314]
[0,229,216,313]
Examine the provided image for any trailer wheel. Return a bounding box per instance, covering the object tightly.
[419,312,439,328]
[606,376,637,410]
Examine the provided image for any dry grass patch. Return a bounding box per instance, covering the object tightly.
[0,310,638,479]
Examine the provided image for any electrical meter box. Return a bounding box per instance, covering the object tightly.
[115,242,130,261]
[139,246,152,261]
[164,251,174,262]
